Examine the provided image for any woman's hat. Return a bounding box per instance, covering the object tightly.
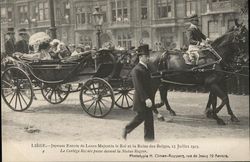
[7,27,15,34]
[137,44,150,56]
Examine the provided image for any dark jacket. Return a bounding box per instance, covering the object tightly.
[5,39,15,56]
[186,25,206,45]
[15,39,29,54]
[131,63,153,112]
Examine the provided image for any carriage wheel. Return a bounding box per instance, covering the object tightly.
[80,78,114,118]
[115,87,134,109]
[1,67,33,111]
[41,84,70,104]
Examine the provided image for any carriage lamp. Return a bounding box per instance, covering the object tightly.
[92,6,104,49]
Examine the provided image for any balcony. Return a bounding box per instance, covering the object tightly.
[206,1,237,14]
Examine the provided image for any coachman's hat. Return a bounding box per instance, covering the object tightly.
[7,27,15,34]
[188,14,199,22]
[137,44,150,56]
[18,28,28,35]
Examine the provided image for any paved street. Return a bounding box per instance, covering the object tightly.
[2,91,249,142]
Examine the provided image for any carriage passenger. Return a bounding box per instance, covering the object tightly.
[14,32,53,60]
[4,27,16,57]
[71,44,84,56]
[15,28,29,54]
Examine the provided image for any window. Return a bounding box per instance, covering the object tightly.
[18,5,28,23]
[117,32,132,49]
[208,21,219,40]
[157,0,172,18]
[111,0,129,22]
[141,0,147,19]
[38,2,49,21]
[76,7,85,25]
[63,2,70,23]
[186,0,196,17]
[1,7,13,23]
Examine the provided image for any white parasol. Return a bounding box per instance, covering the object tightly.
[29,32,51,46]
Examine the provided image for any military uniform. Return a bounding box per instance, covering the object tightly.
[186,14,207,65]
[123,44,155,141]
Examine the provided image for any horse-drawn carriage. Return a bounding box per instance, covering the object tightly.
[1,46,136,118]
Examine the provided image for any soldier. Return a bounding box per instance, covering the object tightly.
[4,27,16,56]
[186,14,210,65]
[15,28,29,54]
[123,44,155,141]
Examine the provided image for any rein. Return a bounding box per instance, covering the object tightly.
[214,69,249,77]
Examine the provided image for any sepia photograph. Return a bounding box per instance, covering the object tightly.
[1,0,249,161]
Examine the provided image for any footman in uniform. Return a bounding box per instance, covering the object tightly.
[123,44,155,141]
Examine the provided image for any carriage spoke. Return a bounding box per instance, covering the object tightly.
[54,90,57,102]
[3,90,14,98]
[125,95,130,107]
[14,92,18,110]
[91,82,97,94]
[2,80,13,87]
[121,95,125,107]
[87,100,96,111]
[101,98,110,103]
[93,102,97,115]
[17,92,23,110]
[19,91,28,106]
[127,94,133,101]
[9,92,16,105]
[99,100,108,110]
[83,98,95,103]
[97,101,103,115]
[84,85,95,95]
[57,92,63,101]
[115,94,123,103]
[44,88,52,97]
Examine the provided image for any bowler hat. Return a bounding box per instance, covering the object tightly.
[18,28,28,35]
[188,14,199,22]
[7,27,15,34]
[137,44,149,56]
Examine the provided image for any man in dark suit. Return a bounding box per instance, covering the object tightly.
[15,28,29,54]
[185,14,210,65]
[123,44,155,141]
[4,27,16,56]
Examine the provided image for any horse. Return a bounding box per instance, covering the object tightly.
[147,22,249,125]
[204,22,249,119]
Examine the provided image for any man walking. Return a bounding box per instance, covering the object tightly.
[4,27,16,56]
[123,44,155,141]
[15,28,29,54]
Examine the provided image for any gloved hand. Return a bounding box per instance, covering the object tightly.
[146,99,152,108]
[206,38,210,42]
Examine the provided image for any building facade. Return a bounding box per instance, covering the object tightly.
[1,0,245,52]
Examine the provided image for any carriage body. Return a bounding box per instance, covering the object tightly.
[1,51,116,118]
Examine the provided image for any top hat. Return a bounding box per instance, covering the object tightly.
[188,14,199,22]
[7,27,15,34]
[18,28,28,35]
[137,44,150,56]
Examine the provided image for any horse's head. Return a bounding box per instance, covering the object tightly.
[213,21,249,71]
[231,22,249,69]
